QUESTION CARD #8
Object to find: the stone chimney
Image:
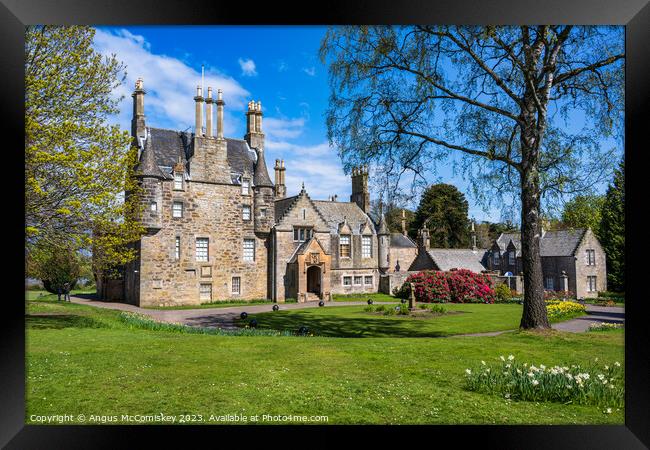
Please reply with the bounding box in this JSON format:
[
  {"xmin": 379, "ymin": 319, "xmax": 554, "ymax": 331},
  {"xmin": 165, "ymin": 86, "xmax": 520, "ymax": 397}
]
[
  {"xmin": 216, "ymin": 89, "xmax": 225, "ymax": 139},
  {"xmin": 245, "ymin": 99, "xmax": 264, "ymax": 150},
  {"xmin": 274, "ymin": 159, "xmax": 286, "ymax": 198},
  {"xmin": 194, "ymin": 86, "xmax": 204, "ymax": 136},
  {"xmin": 131, "ymin": 78, "xmax": 146, "ymax": 139},
  {"xmin": 350, "ymin": 165, "xmax": 370, "ymax": 213},
  {"xmin": 205, "ymin": 87, "xmax": 213, "ymax": 138}
]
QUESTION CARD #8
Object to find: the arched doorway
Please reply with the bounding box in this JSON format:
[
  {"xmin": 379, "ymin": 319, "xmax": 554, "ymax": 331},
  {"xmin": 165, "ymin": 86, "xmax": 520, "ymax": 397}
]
[{"xmin": 306, "ymin": 266, "xmax": 321, "ymax": 296}]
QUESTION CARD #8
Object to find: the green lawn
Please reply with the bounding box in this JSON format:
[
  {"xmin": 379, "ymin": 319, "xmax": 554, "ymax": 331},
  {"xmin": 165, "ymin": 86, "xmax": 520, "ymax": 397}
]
[
  {"xmin": 25, "ymin": 300, "xmax": 623, "ymax": 425},
  {"xmin": 25, "ymin": 289, "xmax": 96, "ymax": 301},
  {"xmin": 332, "ymin": 292, "xmax": 397, "ymax": 302},
  {"xmin": 235, "ymin": 303, "xmax": 580, "ymax": 338},
  {"xmin": 142, "ymin": 299, "xmax": 288, "ymax": 310}
]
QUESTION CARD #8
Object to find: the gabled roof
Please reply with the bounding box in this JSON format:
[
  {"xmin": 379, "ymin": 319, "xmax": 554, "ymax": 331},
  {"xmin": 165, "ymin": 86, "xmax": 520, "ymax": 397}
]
[
  {"xmin": 495, "ymin": 229, "xmax": 588, "ymax": 257},
  {"xmin": 427, "ymin": 248, "xmax": 488, "ymax": 273},
  {"xmin": 287, "ymin": 236, "xmax": 329, "ymax": 263},
  {"xmin": 390, "ymin": 233, "xmax": 417, "ymax": 248},
  {"xmin": 312, "ymin": 200, "xmax": 372, "ymax": 235}
]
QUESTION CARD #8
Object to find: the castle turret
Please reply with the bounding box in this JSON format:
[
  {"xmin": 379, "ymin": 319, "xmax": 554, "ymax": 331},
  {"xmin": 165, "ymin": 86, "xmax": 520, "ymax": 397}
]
[
  {"xmin": 135, "ymin": 128, "xmax": 164, "ymax": 230},
  {"xmin": 131, "ymin": 78, "xmax": 146, "ymax": 139},
  {"xmin": 274, "ymin": 159, "xmax": 286, "ymax": 199},
  {"xmin": 250, "ymin": 100, "xmax": 274, "ymax": 234},
  {"xmin": 377, "ymin": 213, "xmax": 390, "ymax": 273},
  {"xmin": 351, "ymin": 165, "xmax": 370, "ymax": 213}
]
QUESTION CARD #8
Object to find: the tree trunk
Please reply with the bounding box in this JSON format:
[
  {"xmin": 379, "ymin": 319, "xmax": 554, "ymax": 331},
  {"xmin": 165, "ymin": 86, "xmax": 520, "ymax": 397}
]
[{"xmin": 519, "ymin": 159, "xmax": 551, "ymax": 329}]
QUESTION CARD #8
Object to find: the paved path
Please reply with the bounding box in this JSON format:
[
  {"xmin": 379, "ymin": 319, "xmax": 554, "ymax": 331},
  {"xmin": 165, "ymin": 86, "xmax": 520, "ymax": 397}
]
[
  {"xmin": 70, "ymin": 296, "xmax": 386, "ymax": 330},
  {"xmin": 70, "ymin": 296, "xmax": 623, "ymax": 334}
]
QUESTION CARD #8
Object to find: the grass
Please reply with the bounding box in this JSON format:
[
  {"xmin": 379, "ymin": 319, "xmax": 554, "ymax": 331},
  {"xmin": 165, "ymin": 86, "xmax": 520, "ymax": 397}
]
[
  {"xmin": 332, "ymin": 292, "xmax": 397, "ymax": 302},
  {"xmin": 25, "ymin": 299, "xmax": 623, "ymax": 425},
  {"xmin": 25, "ymin": 289, "xmax": 96, "ymax": 302},
  {"xmin": 234, "ymin": 303, "xmax": 586, "ymax": 338},
  {"xmin": 142, "ymin": 298, "xmax": 297, "ymax": 310}
]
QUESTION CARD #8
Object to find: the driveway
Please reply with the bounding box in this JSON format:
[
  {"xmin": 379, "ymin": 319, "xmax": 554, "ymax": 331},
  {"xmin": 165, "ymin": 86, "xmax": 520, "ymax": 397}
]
[{"xmin": 70, "ymin": 297, "xmax": 623, "ymax": 333}]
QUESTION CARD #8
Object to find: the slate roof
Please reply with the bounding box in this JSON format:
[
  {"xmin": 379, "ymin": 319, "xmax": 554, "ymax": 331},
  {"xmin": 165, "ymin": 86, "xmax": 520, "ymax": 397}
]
[
  {"xmin": 312, "ymin": 201, "xmax": 372, "ymax": 235},
  {"xmin": 143, "ymin": 127, "xmax": 265, "ymax": 183},
  {"xmin": 274, "ymin": 195, "xmax": 299, "ymax": 221},
  {"xmin": 390, "ymin": 233, "xmax": 417, "ymax": 248},
  {"xmin": 136, "ymin": 129, "xmax": 167, "ymax": 179},
  {"xmin": 495, "ymin": 229, "xmax": 588, "ymax": 257},
  {"xmin": 427, "ymin": 249, "xmax": 488, "ymax": 273}
]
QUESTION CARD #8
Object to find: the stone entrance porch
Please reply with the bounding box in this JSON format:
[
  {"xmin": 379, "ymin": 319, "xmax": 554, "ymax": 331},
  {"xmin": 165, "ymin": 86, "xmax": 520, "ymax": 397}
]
[{"xmin": 294, "ymin": 238, "xmax": 332, "ymax": 303}]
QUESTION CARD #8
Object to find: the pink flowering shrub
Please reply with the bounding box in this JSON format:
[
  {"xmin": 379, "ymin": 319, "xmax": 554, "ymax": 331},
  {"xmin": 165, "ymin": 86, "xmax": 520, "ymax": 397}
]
[{"xmin": 403, "ymin": 269, "xmax": 496, "ymax": 304}]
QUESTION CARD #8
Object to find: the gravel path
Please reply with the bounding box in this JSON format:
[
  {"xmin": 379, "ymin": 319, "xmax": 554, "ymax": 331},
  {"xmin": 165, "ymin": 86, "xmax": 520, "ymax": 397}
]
[{"xmin": 69, "ymin": 296, "xmax": 623, "ymax": 334}]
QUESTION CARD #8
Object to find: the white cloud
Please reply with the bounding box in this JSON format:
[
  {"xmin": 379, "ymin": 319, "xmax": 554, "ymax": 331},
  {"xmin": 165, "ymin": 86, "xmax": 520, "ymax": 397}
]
[
  {"xmin": 276, "ymin": 60, "xmax": 289, "ymax": 72},
  {"xmin": 302, "ymin": 66, "xmax": 316, "ymax": 76},
  {"xmin": 93, "ymin": 28, "xmax": 250, "ymax": 133},
  {"xmin": 238, "ymin": 58, "xmax": 258, "ymax": 77},
  {"xmin": 264, "ymin": 117, "xmax": 306, "ymax": 140}
]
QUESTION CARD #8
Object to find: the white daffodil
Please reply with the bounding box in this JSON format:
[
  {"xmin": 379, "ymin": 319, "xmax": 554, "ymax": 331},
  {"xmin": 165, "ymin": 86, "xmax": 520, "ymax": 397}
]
[
  {"xmin": 532, "ymin": 379, "xmax": 539, "ymax": 386},
  {"xmin": 481, "ymin": 360, "xmax": 486, "ymax": 366},
  {"xmin": 500, "ymin": 356, "xmax": 506, "ymax": 361},
  {"xmin": 615, "ymin": 362, "xmax": 621, "ymax": 367},
  {"xmin": 508, "ymin": 355, "xmax": 515, "ymax": 361},
  {"xmin": 465, "ymin": 369, "xmax": 472, "ymax": 375}
]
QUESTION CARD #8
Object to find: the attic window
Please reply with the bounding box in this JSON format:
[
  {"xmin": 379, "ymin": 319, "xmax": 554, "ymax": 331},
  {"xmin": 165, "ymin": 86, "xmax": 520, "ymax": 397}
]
[
  {"xmin": 509, "ymin": 251, "xmax": 516, "ymax": 265},
  {"xmin": 493, "ymin": 252, "xmax": 500, "ymax": 265},
  {"xmin": 241, "ymin": 178, "xmax": 250, "ymax": 195},
  {"xmin": 174, "ymin": 172, "xmax": 183, "ymax": 190},
  {"xmin": 340, "ymin": 235, "xmax": 351, "ymax": 258}
]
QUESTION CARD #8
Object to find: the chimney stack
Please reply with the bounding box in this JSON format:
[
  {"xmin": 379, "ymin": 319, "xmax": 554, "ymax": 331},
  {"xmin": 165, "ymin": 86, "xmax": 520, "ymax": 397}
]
[
  {"xmin": 274, "ymin": 159, "xmax": 286, "ymax": 198},
  {"xmin": 194, "ymin": 86, "xmax": 204, "ymax": 136},
  {"xmin": 131, "ymin": 78, "xmax": 146, "ymax": 138},
  {"xmin": 245, "ymin": 99, "xmax": 265, "ymax": 151},
  {"xmin": 216, "ymin": 89, "xmax": 225, "ymax": 139},
  {"xmin": 205, "ymin": 87, "xmax": 213, "ymax": 138}
]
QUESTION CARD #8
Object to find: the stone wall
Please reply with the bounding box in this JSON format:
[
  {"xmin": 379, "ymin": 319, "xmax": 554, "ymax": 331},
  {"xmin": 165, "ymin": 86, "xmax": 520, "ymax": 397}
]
[
  {"xmin": 135, "ymin": 177, "xmax": 268, "ymax": 307},
  {"xmin": 388, "ymin": 247, "xmax": 418, "ymax": 273},
  {"xmin": 379, "ymin": 271, "xmax": 416, "ymax": 295},
  {"xmin": 573, "ymin": 228, "xmax": 607, "ymax": 298}
]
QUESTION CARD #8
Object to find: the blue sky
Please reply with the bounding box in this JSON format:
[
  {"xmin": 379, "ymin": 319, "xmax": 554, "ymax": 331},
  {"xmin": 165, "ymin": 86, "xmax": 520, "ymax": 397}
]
[{"xmin": 94, "ymin": 26, "xmax": 622, "ymax": 223}]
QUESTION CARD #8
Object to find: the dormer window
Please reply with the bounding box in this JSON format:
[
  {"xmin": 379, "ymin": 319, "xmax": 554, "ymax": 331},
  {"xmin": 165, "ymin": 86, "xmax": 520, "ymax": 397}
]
[
  {"xmin": 241, "ymin": 178, "xmax": 250, "ymax": 195},
  {"xmin": 493, "ymin": 252, "xmax": 500, "ymax": 266},
  {"xmin": 173, "ymin": 172, "xmax": 183, "ymax": 190},
  {"xmin": 340, "ymin": 234, "xmax": 351, "ymax": 258},
  {"xmin": 509, "ymin": 251, "xmax": 516, "ymax": 265}
]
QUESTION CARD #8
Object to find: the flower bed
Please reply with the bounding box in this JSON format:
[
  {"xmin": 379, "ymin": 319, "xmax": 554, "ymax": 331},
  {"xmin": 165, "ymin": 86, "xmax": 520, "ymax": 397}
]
[
  {"xmin": 588, "ymin": 322, "xmax": 624, "ymax": 332},
  {"xmin": 397, "ymin": 269, "xmax": 495, "ymax": 304},
  {"xmin": 464, "ymin": 355, "xmax": 623, "ymax": 409},
  {"xmin": 546, "ymin": 300, "xmax": 586, "ymax": 320}
]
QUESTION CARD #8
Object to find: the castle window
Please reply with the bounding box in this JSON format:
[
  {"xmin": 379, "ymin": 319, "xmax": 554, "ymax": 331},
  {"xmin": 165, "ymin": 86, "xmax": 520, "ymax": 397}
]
[
  {"xmin": 343, "ymin": 276, "xmax": 352, "ymax": 286},
  {"xmin": 150, "ymin": 201, "xmax": 157, "ymax": 212},
  {"xmin": 340, "ymin": 235, "xmax": 351, "ymax": 258},
  {"xmin": 293, "ymin": 227, "xmax": 312, "ymax": 242},
  {"xmin": 586, "ymin": 249, "xmax": 596, "ymax": 265},
  {"xmin": 508, "ymin": 251, "xmax": 516, "ymax": 265},
  {"xmin": 587, "ymin": 276, "xmax": 597, "ymax": 292},
  {"xmin": 354, "ymin": 276, "xmax": 363, "ymax": 285},
  {"xmin": 361, "ymin": 236, "xmax": 372, "ymax": 258},
  {"xmin": 199, "ymin": 283, "xmax": 212, "ymax": 302},
  {"xmin": 241, "ymin": 178, "xmax": 250, "ymax": 195},
  {"xmin": 261, "ymin": 208, "xmax": 267, "ymax": 218},
  {"xmin": 242, "ymin": 205, "xmax": 251, "ymax": 221},
  {"xmin": 196, "ymin": 238, "xmax": 209, "ymax": 262},
  {"xmin": 243, "ymin": 239, "xmax": 255, "ymax": 261},
  {"xmin": 302, "ymin": 208, "xmax": 306, "ymax": 220},
  {"xmin": 172, "ymin": 201, "xmax": 183, "ymax": 218},
  {"xmin": 174, "ymin": 236, "xmax": 180, "ymax": 260},
  {"xmin": 364, "ymin": 276, "xmax": 373, "ymax": 286},
  {"xmin": 493, "ymin": 252, "xmax": 500, "ymax": 266},
  {"xmin": 545, "ymin": 276, "xmax": 554, "ymax": 290},
  {"xmin": 173, "ymin": 172, "xmax": 183, "ymax": 190},
  {"xmin": 232, "ymin": 277, "xmax": 241, "ymax": 295}
]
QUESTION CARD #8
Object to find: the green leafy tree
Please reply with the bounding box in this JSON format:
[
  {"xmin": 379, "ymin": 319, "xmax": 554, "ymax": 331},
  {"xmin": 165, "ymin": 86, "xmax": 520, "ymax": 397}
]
[
  {"xmin": 560, "ymin": 195, "xmax": 605, "ymax": 236},
  {"xmin": 599, "ymin": 160, "xmax": 624, "ymax": 292},
  {"xmin": 28, "ymin": 242, "xmax": 81, "ymax": 300},
  {"xmin": 411, "ymin": 184, "xmax": 470, "ymax": 248},
  {"xmin": 25, "ymin": 26, "xmax": 145, "ymax": 273},
  {"xmin": 321, "ymin": 26, "xmax": 623, "ymax": 329}
]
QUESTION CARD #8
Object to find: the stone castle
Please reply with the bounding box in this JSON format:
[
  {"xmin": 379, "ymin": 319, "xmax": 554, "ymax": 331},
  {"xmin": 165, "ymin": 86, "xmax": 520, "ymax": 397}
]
[{"xmin": 116, "ymin": 79, "xmax": 418, "ymax": 307}]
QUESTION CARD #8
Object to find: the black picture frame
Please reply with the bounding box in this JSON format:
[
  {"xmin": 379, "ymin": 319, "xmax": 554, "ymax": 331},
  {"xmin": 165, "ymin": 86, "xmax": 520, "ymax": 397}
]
[{"xmin": 3, "ymin": 0, "xmax": 648, "ymax": 447}]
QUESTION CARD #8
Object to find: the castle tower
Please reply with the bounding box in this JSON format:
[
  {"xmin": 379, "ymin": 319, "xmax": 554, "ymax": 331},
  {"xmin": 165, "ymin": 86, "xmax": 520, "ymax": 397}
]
[
  {"xmin": 274, "ymin": 159, "xmax": 286, "ymax": 199},
  {"xmin": 131, "ymin": 78, "xmax": 146, "ymax": 139},
  {"xmin": 377, "ymin": 213, "xmax": 390, "ymax": 273},
  {"xmin": 135, "ymin": 128, "xmax": 164, "ymax": 231},
  {"xmin": 350, "ymin": 165, "xmax": 370, "ymax": 213},
  {"xmin": 248, "ymin": 101, "xmax": 274, "ymax": 234}
]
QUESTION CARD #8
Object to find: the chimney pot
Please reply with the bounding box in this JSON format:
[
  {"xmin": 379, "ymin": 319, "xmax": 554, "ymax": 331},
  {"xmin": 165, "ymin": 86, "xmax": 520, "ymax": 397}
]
[{"xmin": 217, "ymin": 88, "xmax": 223, "ymax": 100}]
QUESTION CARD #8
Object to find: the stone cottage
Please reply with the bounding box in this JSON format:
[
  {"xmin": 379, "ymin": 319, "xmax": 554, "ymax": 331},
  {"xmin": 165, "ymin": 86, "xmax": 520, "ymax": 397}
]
[{"xmin": 109, "ymin": 78, "xmax": 402, "ymax": 307}]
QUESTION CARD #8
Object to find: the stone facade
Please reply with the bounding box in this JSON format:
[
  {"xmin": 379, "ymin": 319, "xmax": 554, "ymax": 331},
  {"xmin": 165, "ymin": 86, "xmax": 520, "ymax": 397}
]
[{"xmin": 109, "ymin": 78, "xmax": 394, "ymax": 306}]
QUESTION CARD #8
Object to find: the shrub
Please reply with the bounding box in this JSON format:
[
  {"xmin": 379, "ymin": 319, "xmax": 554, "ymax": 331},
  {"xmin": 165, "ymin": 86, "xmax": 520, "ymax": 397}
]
[
  {"xmin": 494, "ymin": 283, "xmax": 512, "ymax": 303},
  {"xmin": 464, "ymin": 356, "xmax": 624, "ymax": 408},
  {"xmin": 544, "ymin": 290, "xmax": 576, "ymax": 301},
  {"xmin": 401, "ymin": 270, "xmax": 496, "ymax": 304},
  {"xmin": 363, "ymin": 305, "xmax": 374, "ymax": 312},
  {"xmin": 375, "ymin": 304, "xmax": 386, "ymax": 312},
  {"xmin": 392, "ymin": 282, "xmax": 411, "ymax": 299},
  {"xmin": 405, "ymin": 271, "xmax": 451, "ymax": 303},
  {"xmin": 428, "ymin": 304, "xmax": 447, "ymax": 314}
]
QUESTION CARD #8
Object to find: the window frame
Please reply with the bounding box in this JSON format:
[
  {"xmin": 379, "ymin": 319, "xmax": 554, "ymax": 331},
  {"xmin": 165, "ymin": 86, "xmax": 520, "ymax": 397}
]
[
  {"xmin": 173, "ymin": 171, "xmax": 184, "ymax": 190},
  {"xmin": 586, "ymin": 249, "xmax": 596, "ymax": 266},
  {"xmin": 293, "ymin": 227, "xmax": 313, "ymax": 242},
  {"xmin": 195, "ymin": 237, "xmax": 209, "ymax": 262},
  {"xmin": 243, "ymin": 238, "xmax": 255, "ymax": 262},
  {"xmin": 361, "ymin": 235, "xmax": 372, "ymax": 258},
  {"xmin": 493, "ymin": 252, "xmax": 500, "ymax": 266},
  {"xmin": 150, "ymin": 201, "xmax": 157, "ymax": 212},
  {"xmin": 364, "ymin": 275, "xmax": 373, "ymax": 286},
  {"xmin": 508, "ymin": 251, "xmax": 516, "ymax": 266},
  {"xmin": 232, "ymin": 276, "xmax": 241, "ymax": 295},
  {"xmin": 353, "ymin": 275, "xmax": 363, "ymax": 286},
  {"xmin": 339, "ymin": 234, "xmax": 351, "ymax": 258},
  {"xmin": 241, "ymin": 178, "xmax": 250, "ymax": 195},
  {"xmin": 242, "ymin": 204, "xmax": 251, "ymax": 221},
  {"xmin": 174, "ymin": 236, "xmax": 180, "ymax": 260},
  {"xmin": 545, "ymin": 276, "xmax": 554, "ymax": 290},
  {"xmin": 199, "ymin": 283, "xmax": 212, "ymax": 302},
  {"xmin": 587, "ymin": 275, "xmax": 597, "ymax": 292},
  {"xmin": 342, "ymin": 276, "xmax": 352, "ymax": 287},
  {"xmin": 172, "ymin": 201, "xmax": 183, "ymax": 218}
]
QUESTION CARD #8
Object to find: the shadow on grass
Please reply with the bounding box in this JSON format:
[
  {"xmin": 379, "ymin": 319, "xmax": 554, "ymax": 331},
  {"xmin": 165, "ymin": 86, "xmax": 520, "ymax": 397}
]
[
  {"xmin": 26, "ymin": 314, "xmax": 107, "ymax": 330},
  {"xmin": 232, "ymin": 311, "xmax": 458, "ymax": 338}
]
